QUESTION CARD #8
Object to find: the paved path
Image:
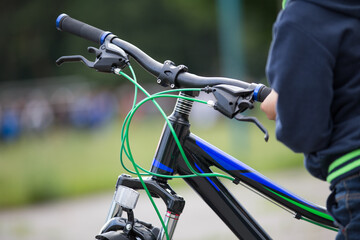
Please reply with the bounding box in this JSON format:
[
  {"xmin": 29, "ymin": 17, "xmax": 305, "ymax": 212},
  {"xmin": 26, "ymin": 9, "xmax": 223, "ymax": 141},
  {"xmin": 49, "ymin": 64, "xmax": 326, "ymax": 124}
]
[{"xmin": 0, "ymin": 169, "xmax": 337, "ymax": 240}]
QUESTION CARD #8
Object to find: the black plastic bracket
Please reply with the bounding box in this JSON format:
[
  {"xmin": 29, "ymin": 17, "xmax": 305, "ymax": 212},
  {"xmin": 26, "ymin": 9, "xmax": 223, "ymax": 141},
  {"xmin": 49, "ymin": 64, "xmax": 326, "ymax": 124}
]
[
  {"xmin": 157, "ymin": 60, "xmax": 188, "ymax": 88},
  {"xmin": 97, "ymin": 217, "xmax": 159, "ymax": 240},
  {"xmin": 232, "ymin": 177, "xmax": 241, "ymax": 185},
  {"xmin": 294, "ymin": 212, "xmax": 302, "ymax": 220},
  {"xmin": 211, "ymin": 84, "xmax": 254, "ymax": 119},
  {"xmin": 116, "ymin": 174, "xmax": 185, "ymax": 215},
  {"xmin": 122, "ymin": 208, "xmax": 135, "ymax": 235},
  {"xmin": 208, "ymin": 84, "xmax": 269, "ymax": 142}
]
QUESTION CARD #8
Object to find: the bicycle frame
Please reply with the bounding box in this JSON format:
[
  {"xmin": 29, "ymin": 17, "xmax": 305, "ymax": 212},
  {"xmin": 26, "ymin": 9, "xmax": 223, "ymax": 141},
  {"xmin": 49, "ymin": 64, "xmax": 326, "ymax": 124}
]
[{"xmin": 109, "ymin": 92, "xmax": 336, "ymax": 240}]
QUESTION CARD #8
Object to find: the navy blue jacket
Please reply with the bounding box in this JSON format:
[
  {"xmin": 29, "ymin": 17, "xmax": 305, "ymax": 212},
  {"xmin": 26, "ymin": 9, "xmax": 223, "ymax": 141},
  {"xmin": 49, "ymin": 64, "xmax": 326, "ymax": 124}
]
[{"xmin": 266, "ymin": 0, "xmax": 360, "ymax": 184}]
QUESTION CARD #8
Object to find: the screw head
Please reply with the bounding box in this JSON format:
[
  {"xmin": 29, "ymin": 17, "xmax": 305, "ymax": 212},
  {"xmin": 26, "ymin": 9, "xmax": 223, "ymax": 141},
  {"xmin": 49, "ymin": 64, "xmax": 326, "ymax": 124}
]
[{"xmin": 125, "ymin": 224, "xmax": 132, "ymax": 231}]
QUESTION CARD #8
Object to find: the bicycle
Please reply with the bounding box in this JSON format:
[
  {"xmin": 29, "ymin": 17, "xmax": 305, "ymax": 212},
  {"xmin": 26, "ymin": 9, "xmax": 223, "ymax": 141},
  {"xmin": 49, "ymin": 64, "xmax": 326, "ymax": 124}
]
[{"xmin": 55, "ymin": 14, "xmax": 338, "ymax": 240}]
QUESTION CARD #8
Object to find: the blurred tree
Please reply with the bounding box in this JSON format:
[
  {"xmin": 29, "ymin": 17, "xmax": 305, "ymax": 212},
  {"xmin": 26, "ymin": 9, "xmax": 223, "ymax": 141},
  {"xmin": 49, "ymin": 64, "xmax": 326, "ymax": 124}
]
[
  {"xmin": 243, "ymin": 0, "xmax": 279, "ymax": 80},
  {"xmin": 0, "ymin": 0, "xmax": 279, "ymax": 83}
]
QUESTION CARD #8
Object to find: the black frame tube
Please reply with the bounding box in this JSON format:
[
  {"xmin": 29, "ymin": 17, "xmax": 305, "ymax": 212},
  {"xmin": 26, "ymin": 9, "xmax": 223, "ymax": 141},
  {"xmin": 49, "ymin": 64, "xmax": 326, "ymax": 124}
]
[
  {"xmin": 149, "ymin": 113, "xmax": 270, "ymax": 239},
  {"xmin": 148, "ymin": 119, "xmax": 335, "ymax": 239},
  {"xmin": 176, "ymin": 145, "xmax": 270, "ymax": 239}
]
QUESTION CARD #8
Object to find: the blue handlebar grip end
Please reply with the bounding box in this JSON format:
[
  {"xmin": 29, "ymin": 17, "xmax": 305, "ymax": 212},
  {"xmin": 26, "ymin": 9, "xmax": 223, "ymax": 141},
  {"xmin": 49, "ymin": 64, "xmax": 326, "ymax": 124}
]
[
  {"xmin": 100, "ymin": 31, "xmax": 112, "ymax": 44},
  {"xmin": 56, "ymin": 13, "xmax": 68, "ymax": 31},
  {"xmin": 253, "ymin": 84, "xmax": 264, "ymax": 102}
]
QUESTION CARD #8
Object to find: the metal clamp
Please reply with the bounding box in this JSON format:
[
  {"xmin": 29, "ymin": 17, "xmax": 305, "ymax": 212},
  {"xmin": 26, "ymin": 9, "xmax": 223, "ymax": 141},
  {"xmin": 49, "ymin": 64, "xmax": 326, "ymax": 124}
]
[{"xmin": 157, "ymin": 60, "xmax": 188, "ymax": 88}]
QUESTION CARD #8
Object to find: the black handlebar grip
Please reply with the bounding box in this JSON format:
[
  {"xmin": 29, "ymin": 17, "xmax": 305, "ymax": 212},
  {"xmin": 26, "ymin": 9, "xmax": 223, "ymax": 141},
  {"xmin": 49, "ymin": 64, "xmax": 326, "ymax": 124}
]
[
  {"xmin": 56, "ymin": 13, "xmax": 111, "ymax": 45},
  {"xmin": 254, "ymin": 85, "xmax": 272, "ymax": 102}
]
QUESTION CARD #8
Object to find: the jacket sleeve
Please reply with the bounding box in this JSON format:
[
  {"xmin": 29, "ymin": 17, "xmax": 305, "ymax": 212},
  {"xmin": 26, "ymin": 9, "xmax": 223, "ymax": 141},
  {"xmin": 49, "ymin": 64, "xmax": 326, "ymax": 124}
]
[{"xmin": 266, "ymin": 19, "xmax": 335, "ymax": 154}]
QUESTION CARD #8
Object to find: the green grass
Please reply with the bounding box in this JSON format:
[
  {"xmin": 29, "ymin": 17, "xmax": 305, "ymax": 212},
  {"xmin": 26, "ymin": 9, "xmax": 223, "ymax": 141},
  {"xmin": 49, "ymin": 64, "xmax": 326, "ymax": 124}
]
[{"xmin": 0, "ymin": 112, "xmax": 303, "ymax": 208}]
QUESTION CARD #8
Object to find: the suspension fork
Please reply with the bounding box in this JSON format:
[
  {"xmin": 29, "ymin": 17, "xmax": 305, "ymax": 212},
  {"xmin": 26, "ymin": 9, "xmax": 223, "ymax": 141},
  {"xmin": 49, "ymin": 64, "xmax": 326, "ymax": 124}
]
[
  {"xmin": 106, "ymin": 91, "xmax": 198, "ymax": 239},
  {"xmin": 145, "ymin": 91, "xmax": 197, "ymax": 239},
  {"xmin": 108, "ymin": 175, "xmax": 185, "ymax": 240}
]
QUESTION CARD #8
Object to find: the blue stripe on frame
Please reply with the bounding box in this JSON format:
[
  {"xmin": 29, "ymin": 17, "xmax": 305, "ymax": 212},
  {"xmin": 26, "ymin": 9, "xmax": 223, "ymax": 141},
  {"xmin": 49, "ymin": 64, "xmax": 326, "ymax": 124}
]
[
  {"xmin": 152, "ymin": 159, "xmax": 174, "ymax": 173},
  {"xmin": 194, "ymin": 163, "xmax": 220, "ymax": 192},
  {"xmin": 194, "ymin": 136, "xmax": 320, "ymax": 210}
]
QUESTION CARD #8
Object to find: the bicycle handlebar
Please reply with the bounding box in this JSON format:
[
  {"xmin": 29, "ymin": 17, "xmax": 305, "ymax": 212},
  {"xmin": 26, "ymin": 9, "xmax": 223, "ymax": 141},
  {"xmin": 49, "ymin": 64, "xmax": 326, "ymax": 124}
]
[
  {"xmin": 56, "ymin": 14, "xmax": 111, "ymax": 45},
  {"xmin": 56, "ymin": 13, "xmax": 272, "ymax": 102}
]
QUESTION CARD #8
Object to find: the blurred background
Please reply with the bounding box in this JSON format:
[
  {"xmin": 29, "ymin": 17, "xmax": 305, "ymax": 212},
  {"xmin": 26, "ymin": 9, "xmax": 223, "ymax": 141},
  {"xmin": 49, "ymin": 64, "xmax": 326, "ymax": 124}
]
[{"xmin": 0, "ymin": 1, "xmax": 336, "ymax": 239}]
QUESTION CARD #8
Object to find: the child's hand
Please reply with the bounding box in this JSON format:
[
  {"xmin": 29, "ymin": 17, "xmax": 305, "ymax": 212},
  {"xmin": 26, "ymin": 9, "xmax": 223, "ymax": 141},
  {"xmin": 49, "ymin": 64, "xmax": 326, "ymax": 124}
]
[{"xmin": 260, "ymin": 90, "xmax": 278, "ymax": 120}]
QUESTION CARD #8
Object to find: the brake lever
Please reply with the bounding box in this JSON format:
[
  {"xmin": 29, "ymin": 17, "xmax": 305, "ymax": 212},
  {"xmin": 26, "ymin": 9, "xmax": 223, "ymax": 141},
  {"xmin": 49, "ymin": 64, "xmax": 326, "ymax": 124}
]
[
  {"xmin": 56, "ymin": 41, "xmax": 129, "ymax": 73},
  {"xmin": 56, "ymin": 54, "xmax": 95, "ymax": 68},
  {"xmin": 234, "ymin": 114, "xmax": 269, "ymax": 142}
]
